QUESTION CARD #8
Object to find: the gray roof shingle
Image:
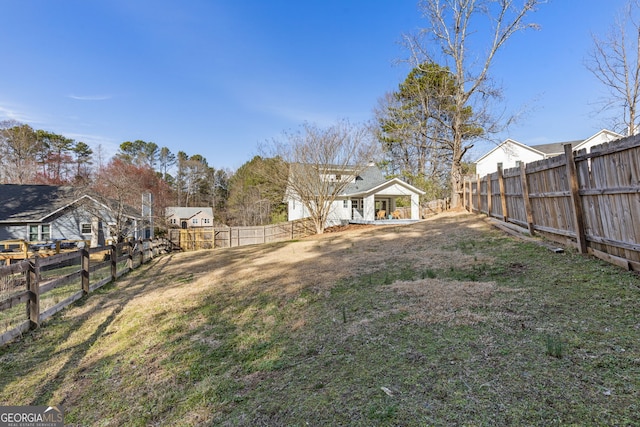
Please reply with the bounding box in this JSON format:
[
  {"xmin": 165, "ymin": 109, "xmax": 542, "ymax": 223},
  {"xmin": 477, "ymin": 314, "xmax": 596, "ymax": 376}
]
[
  {"xmin": 530, "ymin": 140, "xmax": 583, "ymax": 155},
  {"xmin": 341, "ymin": 165, "xmax": 387, "ymax": 195},
  {"xmin": 0, "ymin": 185, "xmax": 81, "ymax": 222},
  {"xmin": 0, "ymin": 184, "xmax": 140, "ymax": 223}
]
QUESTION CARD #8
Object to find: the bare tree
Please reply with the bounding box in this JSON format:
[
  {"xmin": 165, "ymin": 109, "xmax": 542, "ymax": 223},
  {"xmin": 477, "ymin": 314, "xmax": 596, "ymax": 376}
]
[
  {"xmin": 403, "ymin": 0, "xmax": 544, "ymax": 206},
  {"xmin": 261, "ymin": 120, "xmax": 377, "ymax": 234},
  {"xmin": 586, "ymin": 0, "xmax": 640, "ymax": 136}
]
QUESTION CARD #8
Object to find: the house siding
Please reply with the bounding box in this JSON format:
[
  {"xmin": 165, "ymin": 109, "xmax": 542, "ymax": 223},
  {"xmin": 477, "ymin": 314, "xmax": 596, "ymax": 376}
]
[
  {"xmin": 476, "ymin": 141, "xmax": 543, "ymax": 177},
  {"xmin": 326, "ymin": 199, "xmax": 350, "ymax": 226},
  {"xmin": 375, "ymin": 183, "xmax": 420, "ymax": 196},
  {"xmin": 475, "ymin": 131, "xmax": 623, "ymax": 178},
  {"xmin": 0, "ymin": 225, "xmax": 24, "ymax": 241},
  {"xmin": 575, "ymin": 130, "xmax": 621, "ymax": 153},
  {"xmin": 0, "ymin": 210, "xmax": 115, "ymax": 243},
  {"xmin": 287, "ymin": 199, "xmax": 307, "ymax": 222}
]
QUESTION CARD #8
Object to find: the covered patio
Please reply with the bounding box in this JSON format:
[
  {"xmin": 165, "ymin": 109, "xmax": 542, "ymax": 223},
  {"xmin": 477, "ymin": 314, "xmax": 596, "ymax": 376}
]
[{"xmin": 347, "ymin": 178, "xmax": 425, "ymax": 225}]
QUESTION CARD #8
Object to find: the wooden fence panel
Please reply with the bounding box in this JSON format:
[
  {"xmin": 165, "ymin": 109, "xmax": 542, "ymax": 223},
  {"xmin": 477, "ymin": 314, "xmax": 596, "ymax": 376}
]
[
  {"xmin": 525, "ymin": 156, "xmax": 576, "ymax": 238},
  {"xmin": 464, "ymin": 135, "xmax": 640, "ymax": 270},
  {"xmin": 169, "ymin": 219, "xmax": 316, "ymax": 251},
  {"xmin": 1, "ymin": 238, "xmax": 170, "ymax": 346},
  {"xmin": 488, "ymin": 172, "xmax": 503, "ymax": 219},
  {"xmin": 578, "ymin": 140, "xmax": 640, "ymax": 263},
  {"xmin": 479, "ymin": 176, "xmax": 488, "ymax": 214},
  {"xmin": 502, "ymin": 167, "xmax": 526, "ymax": 226}
]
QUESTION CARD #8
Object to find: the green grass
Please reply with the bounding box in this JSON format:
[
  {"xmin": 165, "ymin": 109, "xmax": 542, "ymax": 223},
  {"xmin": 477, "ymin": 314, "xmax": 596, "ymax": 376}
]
[{"xmin": 0, "ymin": 213, "xmax": 639, "ymax": 426}]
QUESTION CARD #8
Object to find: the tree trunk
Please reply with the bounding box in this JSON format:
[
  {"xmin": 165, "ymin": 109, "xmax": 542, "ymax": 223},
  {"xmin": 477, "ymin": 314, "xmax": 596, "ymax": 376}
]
[
  {"xmin": 314, "ymin": 219, "xmax": 324, "ymax": 235},
  {"xmin": 450, "ymin": 158, "xmax": 463, "ymax": 208}
]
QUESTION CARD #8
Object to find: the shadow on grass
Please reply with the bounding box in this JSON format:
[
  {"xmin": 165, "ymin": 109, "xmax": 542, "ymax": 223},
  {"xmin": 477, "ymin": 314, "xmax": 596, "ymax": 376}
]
[
  {"xmin": 0, "ymin": 255, "xmax": 177, "ymax": 407},
  {"xmin": 1, "ymin": 212, "xmax": 639, "ymax": 426}
]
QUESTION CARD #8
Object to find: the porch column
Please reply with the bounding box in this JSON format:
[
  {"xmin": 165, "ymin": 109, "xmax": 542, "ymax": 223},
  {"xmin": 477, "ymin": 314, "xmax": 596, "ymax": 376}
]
[
  {"xmin": 363, "ymin": 194, "xmax": 375, "ymax": 221},
  {"xmin": 411, "ymin": 194, "xmax": 420, "ymax": 219}
]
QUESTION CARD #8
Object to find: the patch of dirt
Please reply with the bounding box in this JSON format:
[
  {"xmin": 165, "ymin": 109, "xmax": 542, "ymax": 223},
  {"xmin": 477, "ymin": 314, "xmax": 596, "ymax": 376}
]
[{"xmin": 385, "ymin": 279, "xmax": 497, "ymax": 326}]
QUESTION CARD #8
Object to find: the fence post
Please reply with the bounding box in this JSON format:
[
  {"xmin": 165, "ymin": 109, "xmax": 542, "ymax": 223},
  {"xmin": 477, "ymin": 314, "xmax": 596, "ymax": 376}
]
[
  {"xmin": 497, "ymin": 166, "xmax": 508, "ymax": 222},
  {"xmin": 476, "ymin": 175, "xmax": 481, "ymax": 213},
  {"xmin": 110, "ymin": 244, "xmax": 117, "ymax": 282},
  {"xmin": 487, "ymin": 174, "xmax": 493, "ymax": 217},
  {"xmin": 26, "ymin": 255, "xmax": 40, "ymax": 329},
  {"xmin": 462, "ymin": 179, "xmax": 466, "ymax": 211},
  {"xmin": 127, "ymin": 240, "xmax": 134, "ymax": 270},
  {"xmin": 564, "ymin": 144, "xmax": 588, "ymax": 254},
  {"xmin": 520, "ymin": 163, "xmax": 535, "ymax": 235},
  {"xmin": 81, "ymin": 248, "xmax": 90, "ymax": 294}
]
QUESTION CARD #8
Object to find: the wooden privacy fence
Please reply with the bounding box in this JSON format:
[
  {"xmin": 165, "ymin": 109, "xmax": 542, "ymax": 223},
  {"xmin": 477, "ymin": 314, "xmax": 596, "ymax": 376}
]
[
  {"xmin": 0, "ymin": 238, "xmax": 171, "ymax": 346},
  {"xmin": 167, "ymin": 218, "xmax": 315, "ymax": 251},
  {"xmin": 395, "ymin": 198, "xmax": 451, "ymax": 220},
  {"xmin": 463, "ymin": 134, "xmax": 640, "ymax": 270}
]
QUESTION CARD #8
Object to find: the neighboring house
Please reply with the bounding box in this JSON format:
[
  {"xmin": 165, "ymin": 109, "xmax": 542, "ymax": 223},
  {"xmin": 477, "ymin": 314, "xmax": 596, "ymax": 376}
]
[
  {"xmin": 475, "ymin": 129, "xmax": 622, "ymax": 177},
  {"xmin": 0, "ymin": 184, "xmax": 143, "ymax": 246},
  {"xmin": 286, "ymin": 164, "xmax": 425, "ymax": 227},
  {"xmin": 166, "ymin": 207, "xmax": 214, "ymax": 229}
]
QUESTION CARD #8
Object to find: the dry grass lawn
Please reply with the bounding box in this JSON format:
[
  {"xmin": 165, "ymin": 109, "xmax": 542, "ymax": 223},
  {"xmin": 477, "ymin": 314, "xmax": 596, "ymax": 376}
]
[{"xmin": 0, "ymin": 211, "xmax": 639, "ymax": 426}]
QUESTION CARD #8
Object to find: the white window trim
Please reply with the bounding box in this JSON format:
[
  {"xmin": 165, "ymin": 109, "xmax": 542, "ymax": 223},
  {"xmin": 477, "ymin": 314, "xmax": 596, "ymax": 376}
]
[{"xmin": 28, "ymin": 224, "xmax": 51, "ymax": 241}]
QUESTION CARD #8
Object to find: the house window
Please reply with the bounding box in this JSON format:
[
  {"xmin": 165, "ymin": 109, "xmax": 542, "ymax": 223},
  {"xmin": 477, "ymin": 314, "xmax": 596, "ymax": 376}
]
[
  {"xmin": 28, "ymin": 224, "xmax": 51, "ymax": 241},
  {"xmin": 497, "ymin": 162, "xmax": 503, "ymax": 170},
  {"xmin": 192, "ymin": 218, "xmax": 198, "ymax": 224},
  {"xmin": 515, "ymin": 160, "xmax": 522, "ymax": 167},
  {"xmin": 81, "ymin": 223, "xmax": 92, "ymax": 234},
  {"xmin": 343, "ymin": 200, "xmax": 349, "ymax": 208},
  {"xmin": 335, "ymin": 174, "xmax": 342, "ymax": 181},
  {"xmin": 170, "ymin": 218, "xmax": 177, "ymax": 225},
  {"xmin": 41, "ymin": 225, "xmax": 50, "ymax": 240},
  {"xmin": 29, "ymin": 225, "xmax": 39, "ymax": 241},
  {"xmin": 203, "ymin": 218, "xmax": 211, "ymax": 224}
]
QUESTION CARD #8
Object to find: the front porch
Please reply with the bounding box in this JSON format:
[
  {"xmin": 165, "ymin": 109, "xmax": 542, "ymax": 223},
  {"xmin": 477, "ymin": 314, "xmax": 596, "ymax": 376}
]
[
  {"xmin": 349, "ymin": 192, "xmax": 421, "ymax": 223},
  {"xmin": 349, "ymin": 217, "xmax": 421, "ymax": 225}
]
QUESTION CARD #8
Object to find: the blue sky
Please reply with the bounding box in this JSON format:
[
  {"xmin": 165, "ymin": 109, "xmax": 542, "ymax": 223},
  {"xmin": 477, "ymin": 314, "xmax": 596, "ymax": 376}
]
[{"xmin": 0, "ymin": 0, "xmax": 630, "ymax": 171}]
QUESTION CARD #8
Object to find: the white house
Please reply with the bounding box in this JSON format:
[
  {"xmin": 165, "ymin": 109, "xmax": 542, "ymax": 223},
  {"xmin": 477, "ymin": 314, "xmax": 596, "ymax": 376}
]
[
  {"xmin": 475, "ymin": 129, "xmax": 622, "ymax": 177},
  {"xmin": 286, "ymin": 164, "xmax": 425, "ymax": 227},
  {"xmin": 166, "ymin": 207, "xmax": 214, "ymax": 229}
]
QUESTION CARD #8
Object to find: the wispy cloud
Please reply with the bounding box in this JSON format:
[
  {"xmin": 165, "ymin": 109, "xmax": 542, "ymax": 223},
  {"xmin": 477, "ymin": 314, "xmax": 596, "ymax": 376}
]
[
  {"xmin": 67, "ymin": 94, "xmax": 113, "ymax": 101},
  {"xmin": 0, "ymin": 102, "xmax": 42, "ymax": 124}
]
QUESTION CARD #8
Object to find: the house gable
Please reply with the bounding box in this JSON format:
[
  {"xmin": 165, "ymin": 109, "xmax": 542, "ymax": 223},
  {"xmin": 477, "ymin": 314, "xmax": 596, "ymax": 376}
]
[
  {"xmin": 344, "ymin": 178, "xmax": 425, "ymax": 198},
  {"xmin": 475, "ymin": 139, "xmax": 546, "ymax": 177},
  {"xmin": 573, "ymin": 129, "xmax": 622, "ymax": 153},
  {"xmin": 474, "ymin": 130, "xmax": 623, "ymax": 177}
]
